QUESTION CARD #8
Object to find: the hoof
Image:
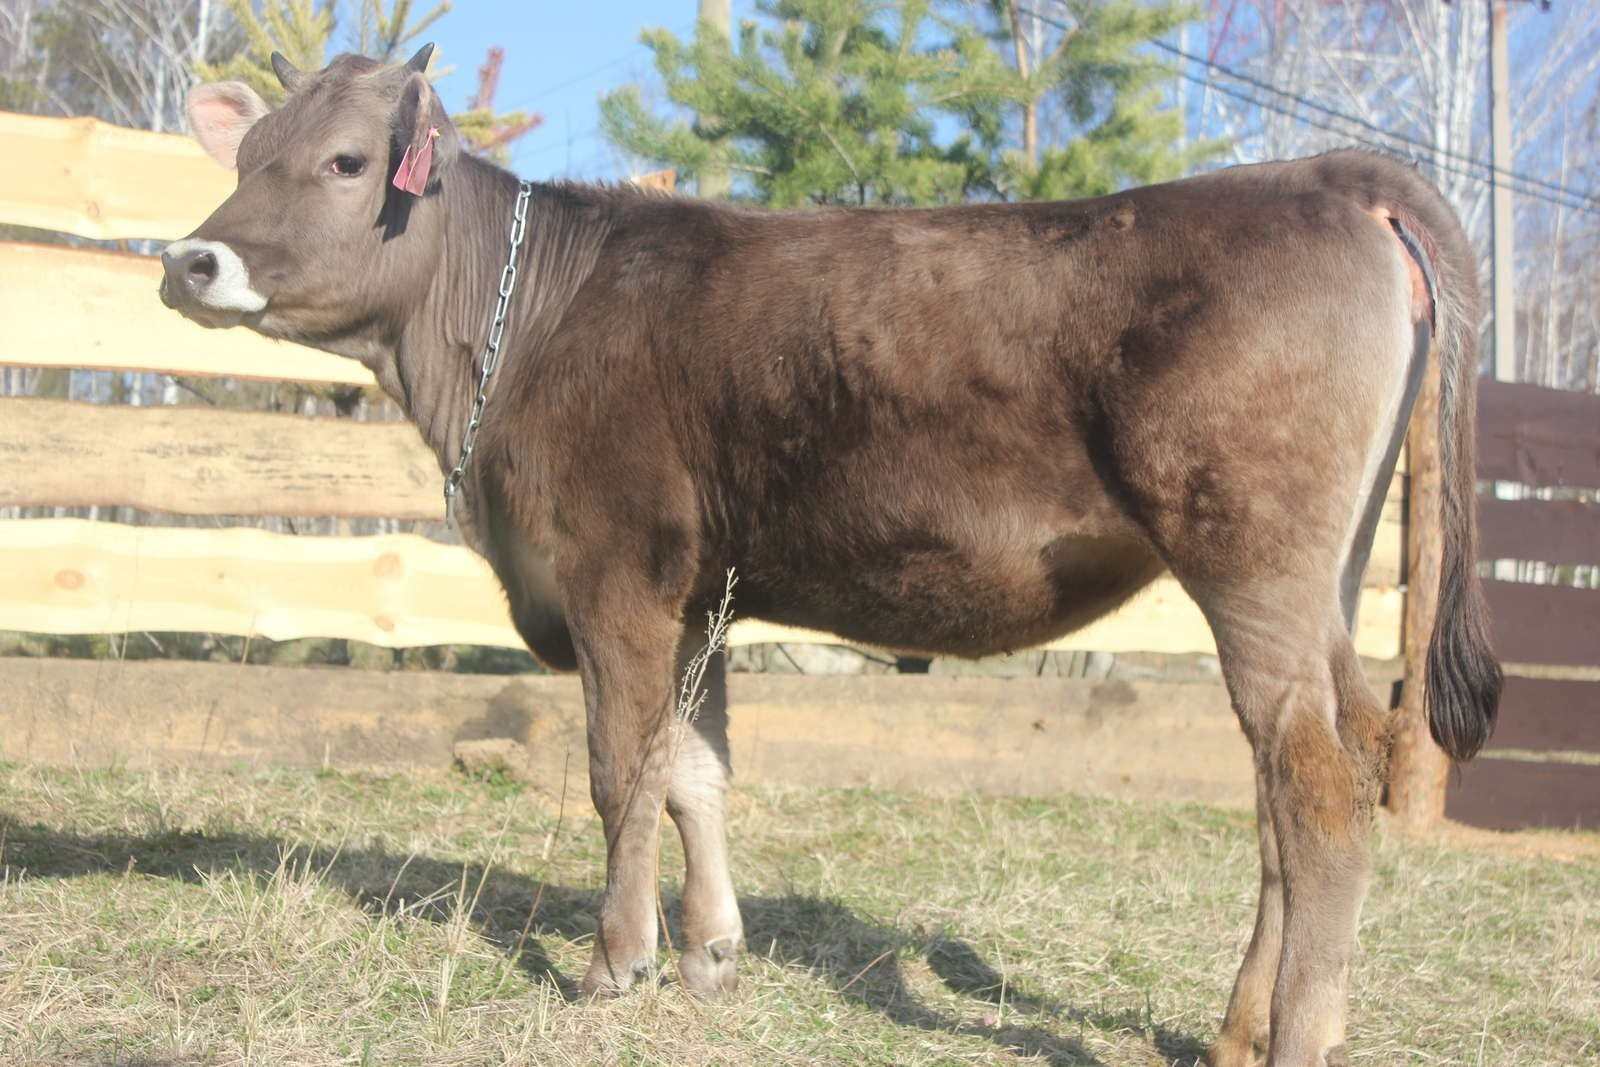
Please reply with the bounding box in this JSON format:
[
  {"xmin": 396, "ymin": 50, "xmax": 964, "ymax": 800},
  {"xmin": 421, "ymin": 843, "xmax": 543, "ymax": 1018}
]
[
  {"xmin": 580, "ymin": 953, "xmax": 655, "ymax": 998},
  {"xmin": 678, "ymin": 935, "xmax": 740, "ymax": 998},
  {"xmin": 1206, "ymin": 1032, "xmax": 1265, "ymax": 1067},
  {"xmin": 1323, "ymin": 1045, "xmax": 1350, "ymax": 1067}
]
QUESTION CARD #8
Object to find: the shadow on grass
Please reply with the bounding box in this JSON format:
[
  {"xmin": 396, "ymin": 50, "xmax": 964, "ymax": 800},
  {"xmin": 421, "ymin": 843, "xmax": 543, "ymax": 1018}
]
[
  {"xmin": 924, "ymin": 935, "xmax": 1208, "ymax": 1066},
  {"xmin": 1, "ymin": 822, "xmax": 1205, "ymax": 1067}
]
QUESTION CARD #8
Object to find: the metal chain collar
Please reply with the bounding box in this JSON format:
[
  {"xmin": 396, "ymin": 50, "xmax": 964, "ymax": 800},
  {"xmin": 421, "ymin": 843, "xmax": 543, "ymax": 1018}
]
[{"xmin": 444, "ymin": 179, "xmax": 533, "ymax": 522}]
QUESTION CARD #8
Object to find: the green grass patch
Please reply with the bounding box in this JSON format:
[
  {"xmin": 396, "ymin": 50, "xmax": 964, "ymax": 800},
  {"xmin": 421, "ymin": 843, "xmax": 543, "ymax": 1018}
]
[{"xmin": 0, "ymin": 762, "xmax": 1593, "ymax": 1065}]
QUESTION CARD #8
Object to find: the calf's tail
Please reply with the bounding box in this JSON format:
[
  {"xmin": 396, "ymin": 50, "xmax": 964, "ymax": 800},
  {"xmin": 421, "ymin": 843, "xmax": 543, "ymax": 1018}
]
[{"xmin": 1387, "ymin": 175, "xmax": 1503, "ymax": 762}]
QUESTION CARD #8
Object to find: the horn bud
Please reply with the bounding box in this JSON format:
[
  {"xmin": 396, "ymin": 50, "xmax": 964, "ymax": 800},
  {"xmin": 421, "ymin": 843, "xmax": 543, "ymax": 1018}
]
[
  {"xmin": 270, "ymin": 51, "xmax": 306, "ymax": 93},
  {"xmin": 405, "ymin": 43, "xmax": 435, "ymax": 73}
]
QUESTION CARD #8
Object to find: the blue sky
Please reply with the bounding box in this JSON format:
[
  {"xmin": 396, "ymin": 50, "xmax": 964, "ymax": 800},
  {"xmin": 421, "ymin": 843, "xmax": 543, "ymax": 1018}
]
[{"xmin": 412, "ymin": 2, "xmax": 757, "ymax": 182}]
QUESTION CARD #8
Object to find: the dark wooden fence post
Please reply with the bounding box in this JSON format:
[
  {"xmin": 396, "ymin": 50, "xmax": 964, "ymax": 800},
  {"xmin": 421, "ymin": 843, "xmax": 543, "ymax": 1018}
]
[{"xmin": 1387, "ymin": 356, "xmax": 1448, "ymax": 828}]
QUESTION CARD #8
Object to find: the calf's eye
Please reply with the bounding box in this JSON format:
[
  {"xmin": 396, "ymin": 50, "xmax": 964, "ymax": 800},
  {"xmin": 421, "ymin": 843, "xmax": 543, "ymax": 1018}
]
[{"xmin": 330, "ymin": 154, "xmax": 366, "ymax": 177}]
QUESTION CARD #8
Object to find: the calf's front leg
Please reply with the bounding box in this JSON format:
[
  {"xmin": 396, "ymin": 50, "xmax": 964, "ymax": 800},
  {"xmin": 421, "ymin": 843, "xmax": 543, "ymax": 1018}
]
[{"xmin": 572, "ymin": 602, "xmax": 683, "ymax": 997}]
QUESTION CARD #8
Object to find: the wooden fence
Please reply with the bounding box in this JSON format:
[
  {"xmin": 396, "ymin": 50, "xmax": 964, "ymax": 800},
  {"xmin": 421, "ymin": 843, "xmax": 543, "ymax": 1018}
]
[
  {"xmin": 1443, "ymin": 380, "xmax": 1600, "ymax": 830},
  {"xmin": 0, "ymin": 109, "xmax": 1407, "ymax": 660},
  {"xmin": 4, "ymin": 109, "xmax": 1590, "ymax": 829}
]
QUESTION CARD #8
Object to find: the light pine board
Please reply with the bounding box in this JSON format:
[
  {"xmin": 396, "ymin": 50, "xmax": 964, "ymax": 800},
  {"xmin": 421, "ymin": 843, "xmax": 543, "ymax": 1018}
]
[
  {"xmin": 0, "ymin": 242, "xmax": 376, "ymax": 386},
  {"xmin": 0, "ymin": 519, "xmax": 1402, "ymax": 657}
]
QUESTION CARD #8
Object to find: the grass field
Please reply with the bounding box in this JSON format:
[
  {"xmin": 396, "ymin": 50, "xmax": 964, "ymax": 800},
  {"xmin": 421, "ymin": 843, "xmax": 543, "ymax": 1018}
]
[{"xmin": 0, "ymin": 761, "xmax": 1595, "ymax": 1066}]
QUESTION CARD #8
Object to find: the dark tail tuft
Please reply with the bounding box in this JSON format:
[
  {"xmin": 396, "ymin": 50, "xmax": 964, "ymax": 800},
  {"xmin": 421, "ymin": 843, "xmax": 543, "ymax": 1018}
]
[{"xmin": 1426, "ymin": 560, "xmax": 1502, "ymax": 761}]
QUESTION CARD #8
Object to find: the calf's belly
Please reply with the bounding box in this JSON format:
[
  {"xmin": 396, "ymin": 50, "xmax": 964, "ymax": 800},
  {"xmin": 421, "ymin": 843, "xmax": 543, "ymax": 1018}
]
[{"xmin": 745, "ymin": 530, "xmax": 1165, "ymax": 659}]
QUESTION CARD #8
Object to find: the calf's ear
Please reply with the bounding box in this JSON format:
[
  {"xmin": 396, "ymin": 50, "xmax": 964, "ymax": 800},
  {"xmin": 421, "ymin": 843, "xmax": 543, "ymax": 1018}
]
[
  {"xmin": 392, "ymin": 71, "xmax": 460, "ymax": 196},
  {"xmin": 187, "ymin": 82, "xmax": 270, "ymax": 170}
]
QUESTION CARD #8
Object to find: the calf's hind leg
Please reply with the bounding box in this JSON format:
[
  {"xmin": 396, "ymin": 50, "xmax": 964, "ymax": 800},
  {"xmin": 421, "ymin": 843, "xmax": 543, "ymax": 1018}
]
[
  {"xmin": 1200, "ymin": 586, "xmax": 1390, "ymax": 1067},
  {"xmin": 666, "ymin": 633, "xmax": 743, "ymax": 995},
  {"xmin": 1208, "ymin": 766, "xmax": 1282, "ymax": 1067}
]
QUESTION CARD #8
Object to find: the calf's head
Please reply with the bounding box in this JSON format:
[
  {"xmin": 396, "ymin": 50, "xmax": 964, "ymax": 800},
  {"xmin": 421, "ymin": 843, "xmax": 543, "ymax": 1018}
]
[{"xmin": 161, "ymin": 45, "xmax": 460, "ymax": 352}]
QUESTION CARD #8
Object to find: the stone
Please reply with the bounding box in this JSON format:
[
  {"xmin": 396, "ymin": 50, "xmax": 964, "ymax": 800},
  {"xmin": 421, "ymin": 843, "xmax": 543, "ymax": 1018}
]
[{"xmin": 452, "ymin": 737, "xmax": 533, "ymax": 782}]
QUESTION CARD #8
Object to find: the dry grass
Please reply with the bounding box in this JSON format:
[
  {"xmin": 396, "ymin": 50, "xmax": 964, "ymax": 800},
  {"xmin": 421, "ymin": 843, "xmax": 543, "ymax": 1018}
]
[{"xmin": 0, "ymin": 761, "xmax": 1594, "ymax": 1066}]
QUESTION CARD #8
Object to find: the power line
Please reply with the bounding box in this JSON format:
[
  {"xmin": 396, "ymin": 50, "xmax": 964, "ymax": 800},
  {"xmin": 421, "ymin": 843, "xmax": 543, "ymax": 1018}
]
[
  {"xmin": 1174, "ymin": 64, "xmax": 1598, "ymax": 216},
  {"xmin": 1013, "ymin": 4, "xmax": 1599, "ymax": 215},
  {"xmin": 497, "ymin": 22, "xmax": 695, "ymax": 115},
  {"xmin": 499, "ymin": 55, "xmax": 646, "ymax": 114},
  {"xmin": 1149, "ymin": 37, "xmax": 1598, "ymax": 211},
  {"xmin": 498, "ymin": 22, "xmax": 699, "ymax": 176},
  {"xmin": 1173, "ymin": 65, "xmax": 1598, "ymax": 217},
  {"xmin": 522, "ymin": 125, "xmax": 601, "ymax": 159}
]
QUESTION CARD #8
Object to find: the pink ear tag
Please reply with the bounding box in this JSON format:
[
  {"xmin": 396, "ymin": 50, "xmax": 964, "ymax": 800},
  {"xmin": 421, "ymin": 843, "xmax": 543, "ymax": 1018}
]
[{"xmin": 393, "ymin": 126, "xmax": 439, "ymax": 195}]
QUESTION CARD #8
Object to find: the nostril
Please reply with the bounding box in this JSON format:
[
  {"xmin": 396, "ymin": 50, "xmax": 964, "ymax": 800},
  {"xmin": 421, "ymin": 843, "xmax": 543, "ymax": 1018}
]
[{"xmin": 186, "ymin": 251, "xmax": 217, "ymax": 285}]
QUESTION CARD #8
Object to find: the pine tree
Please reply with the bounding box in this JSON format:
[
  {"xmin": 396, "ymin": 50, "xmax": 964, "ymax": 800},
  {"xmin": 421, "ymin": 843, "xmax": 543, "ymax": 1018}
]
[
  {"xmin": 194, "ymin": 0, "xmax": 452, "ymax": 105},
  {"xmin": 991, "ymin": 1, "xmax": 1215, "ymax": 201},
  {"xmin": 601, "ymin": 0, "xmax": 1015, "ymax": 207},
  {"xmin": 195, "ymin": 0, "xmax": 335, "ymax": 106},
  {"xmin": 349, "ymin": 0, "xmax": 450, "ymax": 64},
  {"xmin": 601, "ymin": 0, "xmax": 1206, "ymax": 206}
]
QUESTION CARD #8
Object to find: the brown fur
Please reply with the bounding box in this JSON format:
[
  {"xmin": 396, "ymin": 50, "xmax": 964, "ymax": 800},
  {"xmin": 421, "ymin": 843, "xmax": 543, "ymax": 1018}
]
[{"xmin": 160, "ymin": 52, "xmax": 1501, "ymax": 1066}]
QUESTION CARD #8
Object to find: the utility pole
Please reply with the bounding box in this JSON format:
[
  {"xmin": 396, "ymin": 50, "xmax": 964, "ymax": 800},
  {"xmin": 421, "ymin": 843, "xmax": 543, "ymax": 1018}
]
[
  {"xmin": 696, "ymin": 0, "xmax": 732, "ymax": 199},
  {"xmin": 1175, "ymin": 21, "xmax": 1189, "ymax": 157},
  {"xmin": 1489, "ymin": 0, "xmax": 1515, "ymax": 382}
]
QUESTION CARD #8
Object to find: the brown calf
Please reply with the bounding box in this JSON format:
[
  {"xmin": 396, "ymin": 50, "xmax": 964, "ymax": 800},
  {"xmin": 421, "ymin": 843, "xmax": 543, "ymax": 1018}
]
[{"xmin": 160, "ymin": 47, "xmax": 1501, "ymax": 1067}]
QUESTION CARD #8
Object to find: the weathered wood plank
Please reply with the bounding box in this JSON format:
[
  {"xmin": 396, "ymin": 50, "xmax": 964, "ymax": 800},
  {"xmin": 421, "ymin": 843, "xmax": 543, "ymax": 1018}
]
[
  {"xmin": 0, "ymin": 520, "xmax": 1404, "ymax": 658},
  {"xmin": 0, "ymin": 518, "xmax": 518, "ymax": 649},
  {"xmin": 0, "ymin": 395, "xmax": 1401, "ymax": 574},
  {"xmin": 0, "ymin": 242, "xmax": 376, "ymax": 386},
  {"xmin": 1445, "ymin": 757, "xmax": 1600, "ymax": 831},
  {"xmin": 0, "ymin": 110, "xmax": 230, "ymax": 241},
  {"xmin": 739, "ymin": 571, "xmax": 1406, "ymax": 658},
  {"xmin": 1477, "ymin": 379, "xmax": 1600, "ymax": 490},
  {"xmin": 1478, "ymin": 496, "xmax": 1600, "ymax": 567},
  {"xmin": 0, "ymin": 399, "xmax": 442, "ymax": 520},
  {"xmin": 1485, "ymin": 580, "xmax": 1600, "ymax": 669},
  {"xmin": 1491, "ymin": 677, "xmax": 1600, "ymax": 754}
]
